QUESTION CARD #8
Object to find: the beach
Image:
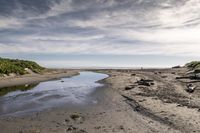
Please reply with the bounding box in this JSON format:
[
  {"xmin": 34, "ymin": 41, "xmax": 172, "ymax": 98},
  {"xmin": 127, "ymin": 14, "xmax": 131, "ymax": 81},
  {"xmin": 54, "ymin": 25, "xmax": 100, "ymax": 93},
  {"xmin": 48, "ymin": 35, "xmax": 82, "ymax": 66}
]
[
  {"xmin": 0, "ymin": 68, "xmax": 200, "ymax": 133},
  {"xmin": 0, "ymin": 69, "xmax": 79, "ymax": 88}
]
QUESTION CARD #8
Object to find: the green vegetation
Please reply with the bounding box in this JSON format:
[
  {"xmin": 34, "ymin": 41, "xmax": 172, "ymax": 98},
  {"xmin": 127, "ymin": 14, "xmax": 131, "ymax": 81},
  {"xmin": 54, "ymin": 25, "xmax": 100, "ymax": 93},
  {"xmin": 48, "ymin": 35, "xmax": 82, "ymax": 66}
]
[
  {"xmin": 186, "ymin": 61, "xmax": 200, "ymax": 73},
  {"xmin": 0, "ymin": 57, "xmax": 45, "ymax": 75}
]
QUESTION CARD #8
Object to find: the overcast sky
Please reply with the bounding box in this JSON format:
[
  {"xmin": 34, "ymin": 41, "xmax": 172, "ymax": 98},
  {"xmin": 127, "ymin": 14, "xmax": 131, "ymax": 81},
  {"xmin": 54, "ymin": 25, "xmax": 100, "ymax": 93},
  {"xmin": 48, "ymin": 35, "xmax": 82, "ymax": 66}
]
[{"xmin": 0, "ymin": 0, "xmax": 200, "ymax": 68}]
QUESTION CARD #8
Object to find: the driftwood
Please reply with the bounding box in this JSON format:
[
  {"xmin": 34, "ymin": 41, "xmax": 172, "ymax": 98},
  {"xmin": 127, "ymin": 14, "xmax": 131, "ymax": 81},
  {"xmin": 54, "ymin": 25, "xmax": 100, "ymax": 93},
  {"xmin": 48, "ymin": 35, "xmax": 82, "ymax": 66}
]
[
  {"xmin": 186, "ymin": 84, "xmax": 196, "ymax": 93},
  {"xmin": 176, "ymin": 75, "xmax": 200, "ymax": 80},
  {"xmin": 136, "ymin": 79, "xmax": 154, "ymax": 86}
]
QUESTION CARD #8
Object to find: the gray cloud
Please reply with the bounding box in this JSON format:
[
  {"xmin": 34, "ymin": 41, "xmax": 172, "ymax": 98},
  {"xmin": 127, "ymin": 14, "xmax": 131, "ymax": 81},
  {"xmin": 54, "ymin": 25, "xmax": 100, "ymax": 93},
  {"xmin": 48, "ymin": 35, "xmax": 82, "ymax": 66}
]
[{"xmin": 0, "ymin": 0, "xmax": 200, "ymax": 57}]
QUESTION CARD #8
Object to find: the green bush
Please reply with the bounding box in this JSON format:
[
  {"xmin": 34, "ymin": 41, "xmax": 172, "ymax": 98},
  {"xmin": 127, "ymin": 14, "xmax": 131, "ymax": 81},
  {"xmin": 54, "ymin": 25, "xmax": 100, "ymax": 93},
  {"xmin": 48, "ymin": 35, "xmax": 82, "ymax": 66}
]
[{"xmin": 0, "ymin": 57, "xmax": 45, "ymax": 75}]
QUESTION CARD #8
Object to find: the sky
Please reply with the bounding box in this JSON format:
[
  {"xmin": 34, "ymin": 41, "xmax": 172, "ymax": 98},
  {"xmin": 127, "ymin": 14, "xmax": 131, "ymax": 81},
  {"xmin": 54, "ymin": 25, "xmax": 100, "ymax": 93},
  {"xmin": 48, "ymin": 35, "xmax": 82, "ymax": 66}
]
[{"xmin": 0, "ymin": 0, "xmax": 200, "ymax": 68}]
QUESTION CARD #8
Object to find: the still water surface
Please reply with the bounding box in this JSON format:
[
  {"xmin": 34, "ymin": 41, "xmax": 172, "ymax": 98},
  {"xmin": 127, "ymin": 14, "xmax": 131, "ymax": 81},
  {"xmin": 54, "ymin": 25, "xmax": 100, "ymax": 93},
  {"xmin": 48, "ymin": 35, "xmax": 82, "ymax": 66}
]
[{"xmin": 0, "ymin": 72, "xmax": 108, "ymax": 116}]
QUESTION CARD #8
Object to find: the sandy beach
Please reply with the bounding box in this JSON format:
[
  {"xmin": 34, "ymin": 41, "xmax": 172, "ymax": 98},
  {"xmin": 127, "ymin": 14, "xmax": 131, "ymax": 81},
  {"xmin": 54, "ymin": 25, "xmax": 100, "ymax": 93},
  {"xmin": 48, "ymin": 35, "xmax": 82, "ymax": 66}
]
[
  {"xmin": 0, "ymin": 69, "xmax": 79, "ymax": 88},
  {"xmin": 0, "ymin": 68, "xmax": 200, "ymax": 133}
]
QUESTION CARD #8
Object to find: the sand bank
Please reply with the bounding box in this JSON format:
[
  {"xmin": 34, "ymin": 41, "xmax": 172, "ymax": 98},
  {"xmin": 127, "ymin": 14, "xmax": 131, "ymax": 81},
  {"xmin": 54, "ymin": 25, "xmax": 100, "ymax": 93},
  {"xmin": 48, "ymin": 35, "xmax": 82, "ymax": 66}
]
[{"xmin": 0, "ymin": 69, "xmax": 79, "ymax": 88}]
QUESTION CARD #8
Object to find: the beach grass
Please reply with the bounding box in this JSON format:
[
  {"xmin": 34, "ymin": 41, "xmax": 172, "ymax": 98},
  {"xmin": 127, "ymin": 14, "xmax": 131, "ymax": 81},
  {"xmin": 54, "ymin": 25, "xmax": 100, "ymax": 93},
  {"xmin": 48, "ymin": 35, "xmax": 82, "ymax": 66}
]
[
  {"xmin": 186, "ymin": 61, "xmax": 200, "ymax": 73},
  {"xmin": 0, "ymin": 57, "xmax": 44, "ymax": 75}
]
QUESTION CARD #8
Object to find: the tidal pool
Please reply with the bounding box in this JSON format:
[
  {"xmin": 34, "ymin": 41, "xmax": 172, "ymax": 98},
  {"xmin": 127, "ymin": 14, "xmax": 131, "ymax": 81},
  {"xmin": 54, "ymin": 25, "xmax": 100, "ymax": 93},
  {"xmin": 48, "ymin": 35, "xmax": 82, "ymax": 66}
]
[{"xmin": 0, "ymin": 71, "xmax": 108, "ymax": 116}]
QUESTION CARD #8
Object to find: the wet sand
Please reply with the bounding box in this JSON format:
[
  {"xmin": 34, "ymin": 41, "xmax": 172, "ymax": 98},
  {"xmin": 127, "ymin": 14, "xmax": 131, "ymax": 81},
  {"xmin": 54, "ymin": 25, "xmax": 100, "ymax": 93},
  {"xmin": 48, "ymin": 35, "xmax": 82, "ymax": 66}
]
[{"xmin": 1, "ymin": 68, "xmax": 200, "ymax": 133}]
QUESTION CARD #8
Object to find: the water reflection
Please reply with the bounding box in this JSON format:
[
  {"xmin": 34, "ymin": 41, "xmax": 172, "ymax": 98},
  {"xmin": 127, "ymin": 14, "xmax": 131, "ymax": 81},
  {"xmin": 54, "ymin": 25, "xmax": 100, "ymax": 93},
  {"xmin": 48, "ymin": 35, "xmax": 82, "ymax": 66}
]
[
  {"xmin": 0, "ymin": 72, "xmax": 108, "ymax": 116},
  {"xmin": 0, "ymin": 84, "xmax": 38, "ymax": 96}
]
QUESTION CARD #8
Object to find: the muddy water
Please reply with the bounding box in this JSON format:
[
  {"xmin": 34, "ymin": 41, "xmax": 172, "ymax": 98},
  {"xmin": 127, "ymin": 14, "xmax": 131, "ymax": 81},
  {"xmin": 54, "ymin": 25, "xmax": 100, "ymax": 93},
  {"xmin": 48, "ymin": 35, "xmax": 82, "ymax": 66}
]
[{"xmin": 0, "ymin": 72, "xmax": 108, "ymax": 116}]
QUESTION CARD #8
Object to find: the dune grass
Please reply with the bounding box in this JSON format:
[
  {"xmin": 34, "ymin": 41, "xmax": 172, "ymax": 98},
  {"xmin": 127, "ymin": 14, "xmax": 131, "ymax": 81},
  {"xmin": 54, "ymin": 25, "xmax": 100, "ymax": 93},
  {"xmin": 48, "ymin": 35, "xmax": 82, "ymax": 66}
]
[
  {"xmin": 186, "ymin": 61, "xmax": 200, "ymax": 73},
  {"xmin": 0, "ymin": 57, "xmax": 45, "ymax": 75}
]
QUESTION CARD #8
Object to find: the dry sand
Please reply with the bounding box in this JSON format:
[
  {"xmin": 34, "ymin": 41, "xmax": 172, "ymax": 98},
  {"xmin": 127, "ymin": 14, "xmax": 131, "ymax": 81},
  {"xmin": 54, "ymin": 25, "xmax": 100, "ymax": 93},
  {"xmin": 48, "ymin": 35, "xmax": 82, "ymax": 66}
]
[
  {"xmin": 1, "ymin": 68, "xmax": 200, "ymax": 133},
  {"xmin": 0, "ymin": 69, "xmax": 79, "ymax": 88}
]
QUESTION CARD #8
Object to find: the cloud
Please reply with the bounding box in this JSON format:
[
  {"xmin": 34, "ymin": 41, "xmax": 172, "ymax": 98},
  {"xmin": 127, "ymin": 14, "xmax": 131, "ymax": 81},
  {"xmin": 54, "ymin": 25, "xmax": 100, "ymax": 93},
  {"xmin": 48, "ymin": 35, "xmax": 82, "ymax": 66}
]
[
  {"xmin": 0, "ymin": 16, "xmax": 22, "ymax": 29},
  {"xmin": 0, "ymin": 0, "xmax": 200, "ymax": 59}
]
